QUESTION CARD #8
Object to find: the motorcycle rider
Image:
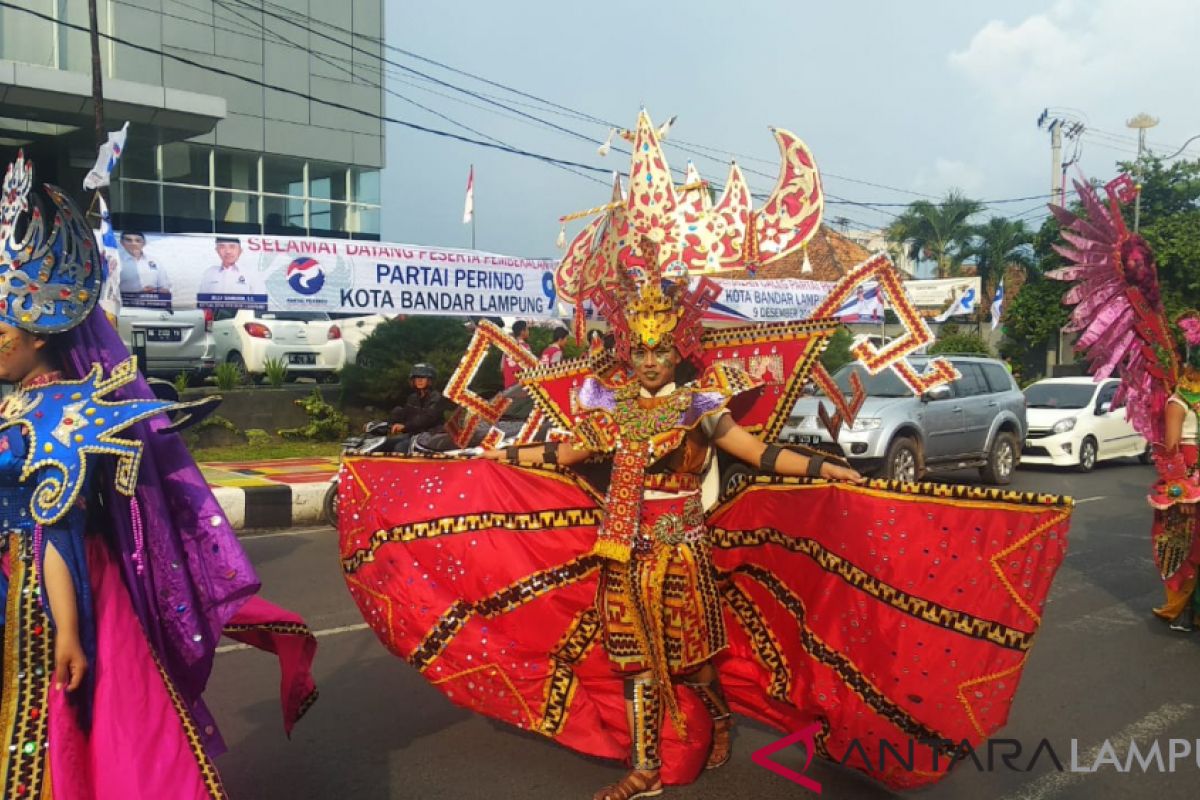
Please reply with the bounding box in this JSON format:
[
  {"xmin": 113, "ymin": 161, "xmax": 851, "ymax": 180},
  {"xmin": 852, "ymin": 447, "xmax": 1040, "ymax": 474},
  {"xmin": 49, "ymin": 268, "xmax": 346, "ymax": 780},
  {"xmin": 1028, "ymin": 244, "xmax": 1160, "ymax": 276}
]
[{"xmin": 380, "ymin": 363, "xmax": 448, "ymax": 453}]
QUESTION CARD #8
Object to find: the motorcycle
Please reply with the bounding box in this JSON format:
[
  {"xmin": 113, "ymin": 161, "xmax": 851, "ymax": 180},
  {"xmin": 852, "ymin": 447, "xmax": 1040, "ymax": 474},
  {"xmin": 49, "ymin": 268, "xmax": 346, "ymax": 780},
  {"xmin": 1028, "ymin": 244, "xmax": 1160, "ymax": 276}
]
[{"xmin": 323, "ymin": 420, "xmax": 392, "ymax": 527}]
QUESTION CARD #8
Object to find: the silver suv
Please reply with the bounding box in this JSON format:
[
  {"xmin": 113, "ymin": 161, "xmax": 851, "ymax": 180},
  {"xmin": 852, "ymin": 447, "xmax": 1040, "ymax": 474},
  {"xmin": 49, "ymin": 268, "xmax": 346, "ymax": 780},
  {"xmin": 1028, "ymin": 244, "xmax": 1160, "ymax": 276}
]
[
  {"xmin": 779, "ymin": 355, "xmax": 1027, "ymax": 484},
  {"xmin": 117, "ymin": 307, "xmax": 216, "ymax": 381}
]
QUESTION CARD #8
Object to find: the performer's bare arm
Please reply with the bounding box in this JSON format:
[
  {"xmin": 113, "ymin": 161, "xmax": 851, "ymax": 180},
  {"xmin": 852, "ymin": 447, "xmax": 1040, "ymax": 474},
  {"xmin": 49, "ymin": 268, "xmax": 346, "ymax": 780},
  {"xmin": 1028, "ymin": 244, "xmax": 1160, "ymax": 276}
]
[
  {"xmin": 481, "ymin": 441, "xmax": 595, "ymax": 467},
  {"xmin": 710, "ymin": 415, "xmax": 866, "ymax": 483},
  {"xmin": 44, "ymin": 542, "xmax": 88, "ymax": 691},
  {"xmin": 1165, "ymin": 399, "xmax": 1185, "ymax": 453}
]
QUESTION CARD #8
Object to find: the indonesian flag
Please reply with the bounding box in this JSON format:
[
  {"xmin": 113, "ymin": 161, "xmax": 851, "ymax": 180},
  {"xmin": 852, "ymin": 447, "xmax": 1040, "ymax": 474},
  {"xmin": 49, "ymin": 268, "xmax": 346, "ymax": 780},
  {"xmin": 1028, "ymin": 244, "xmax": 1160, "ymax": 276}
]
[{"xmin": 462, "ymin": 165, "xmax": 474, "ymax": 224}]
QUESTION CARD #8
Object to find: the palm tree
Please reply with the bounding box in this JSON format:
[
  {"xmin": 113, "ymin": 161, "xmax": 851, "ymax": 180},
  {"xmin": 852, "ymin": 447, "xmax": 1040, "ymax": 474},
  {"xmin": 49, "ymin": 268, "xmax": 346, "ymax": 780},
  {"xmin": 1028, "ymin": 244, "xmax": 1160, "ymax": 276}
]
[
  {"xmin": 885, "ymin": 191, "xmax": 984, "ymax": 278},
  {"xmin": 965, "ymin": 216, "xmax": 1036, "ymax": 327}
]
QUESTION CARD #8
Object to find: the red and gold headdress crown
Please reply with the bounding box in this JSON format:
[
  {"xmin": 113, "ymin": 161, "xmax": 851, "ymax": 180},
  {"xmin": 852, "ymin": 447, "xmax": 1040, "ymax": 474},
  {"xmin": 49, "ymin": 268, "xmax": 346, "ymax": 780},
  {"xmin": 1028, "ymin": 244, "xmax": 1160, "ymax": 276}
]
[{"xmin": 554, "ymin": 110, "xmax": 824, "ymax": 362}]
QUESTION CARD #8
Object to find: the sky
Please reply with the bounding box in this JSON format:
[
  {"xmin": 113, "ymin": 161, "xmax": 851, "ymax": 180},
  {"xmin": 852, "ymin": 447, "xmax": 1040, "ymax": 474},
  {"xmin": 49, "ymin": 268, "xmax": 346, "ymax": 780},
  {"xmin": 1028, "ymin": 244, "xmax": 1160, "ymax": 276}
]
[{"xmin": 380, "ymin": 0, "xmax": 1200, "ymax": 260}]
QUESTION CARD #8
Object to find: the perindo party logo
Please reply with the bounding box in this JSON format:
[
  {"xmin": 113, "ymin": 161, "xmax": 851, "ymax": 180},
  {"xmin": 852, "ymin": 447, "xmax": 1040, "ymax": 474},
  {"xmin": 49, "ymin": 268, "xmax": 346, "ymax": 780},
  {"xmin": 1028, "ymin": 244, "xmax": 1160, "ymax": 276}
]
[{"xmin": 286, "ymin": 256, "xmax": 325, "ymax": 296}]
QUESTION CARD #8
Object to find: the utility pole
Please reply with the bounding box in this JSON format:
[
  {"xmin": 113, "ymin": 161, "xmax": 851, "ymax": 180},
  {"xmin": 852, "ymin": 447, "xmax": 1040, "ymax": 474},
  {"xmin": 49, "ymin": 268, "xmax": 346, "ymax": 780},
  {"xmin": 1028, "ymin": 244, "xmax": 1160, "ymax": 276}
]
[
  {"xmin": 1037, "ymin": 110, "xmax": 1064, "ymax": 200},
  {"xmin": 1049, "ymin": 119, "xmax": 1063, "ymax": 200},
  {"xmin": 87, "ymin": 0, "xmax": 106, "ymax": 149},
  {"xmin": 1037, "ymin": 110, "xmax": 1085, "ymax": 206},
  {"xmin": 1127, "ymin": 112, "xmax": 1159, "ymax": 232}
]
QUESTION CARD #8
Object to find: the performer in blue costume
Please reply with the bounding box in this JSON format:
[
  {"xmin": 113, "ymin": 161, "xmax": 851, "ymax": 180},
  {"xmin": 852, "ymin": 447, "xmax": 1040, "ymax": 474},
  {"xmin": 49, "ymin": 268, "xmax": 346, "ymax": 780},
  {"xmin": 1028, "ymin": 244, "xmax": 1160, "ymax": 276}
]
[{"xmin": 0, "ymin": 153, "xmax": 317, "ymax": 799}]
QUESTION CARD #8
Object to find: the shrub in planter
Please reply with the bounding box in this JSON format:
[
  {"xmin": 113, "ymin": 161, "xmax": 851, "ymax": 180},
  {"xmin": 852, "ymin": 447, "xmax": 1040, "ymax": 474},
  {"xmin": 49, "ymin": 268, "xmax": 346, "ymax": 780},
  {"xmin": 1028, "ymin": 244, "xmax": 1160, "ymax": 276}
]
[
  {"xmin": 184, "ymin": 414, "xmax": 246, "ymax": 450},
  {"xmin": 245, "ymin": 428, "xmax": 273, "ymax": 448},
  {"xmin": 214, "ymin": 362, "xmax": 243, "ymax": 391},
  {"xmin": 263, "ymin": 357, "xmax": 288, "ymax": 388},
  {"xmin": 278, "ymin": 388, "xmax": 350, "ymax": 441}
]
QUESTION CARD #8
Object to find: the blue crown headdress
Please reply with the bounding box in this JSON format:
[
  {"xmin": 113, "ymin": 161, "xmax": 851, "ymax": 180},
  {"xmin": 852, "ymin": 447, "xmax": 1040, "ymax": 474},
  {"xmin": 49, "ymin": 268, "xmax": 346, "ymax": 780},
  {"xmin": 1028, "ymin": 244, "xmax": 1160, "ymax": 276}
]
[{"xmin": 0, "ymin": 152, "xmax": 101, "ymax": 333}]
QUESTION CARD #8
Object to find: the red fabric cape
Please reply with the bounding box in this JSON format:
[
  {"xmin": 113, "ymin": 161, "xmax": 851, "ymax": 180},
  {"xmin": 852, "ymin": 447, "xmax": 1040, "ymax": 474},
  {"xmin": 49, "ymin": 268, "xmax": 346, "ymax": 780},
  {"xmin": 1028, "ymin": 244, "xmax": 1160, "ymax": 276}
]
[{"xmin": 338, "ymin": 457, "xmax": 1071, "ymax": 789}]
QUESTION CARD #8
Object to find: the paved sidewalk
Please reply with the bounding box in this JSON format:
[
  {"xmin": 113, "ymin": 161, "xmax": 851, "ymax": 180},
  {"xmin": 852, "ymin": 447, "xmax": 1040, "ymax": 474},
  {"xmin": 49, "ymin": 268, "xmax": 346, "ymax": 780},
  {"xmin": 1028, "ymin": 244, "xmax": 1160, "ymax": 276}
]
[{"xmin": 201, "ymin": 457, "xmax": 339, "ymax": 530}]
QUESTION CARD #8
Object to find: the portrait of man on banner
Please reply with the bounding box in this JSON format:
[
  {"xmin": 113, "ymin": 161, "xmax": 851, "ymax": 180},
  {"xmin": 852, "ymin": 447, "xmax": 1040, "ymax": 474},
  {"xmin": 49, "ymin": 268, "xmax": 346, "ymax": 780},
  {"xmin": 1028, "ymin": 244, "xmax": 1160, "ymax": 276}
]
[
  {"xmin": 115, "ymin": 230, "xmax": 174, "ymax": 310},
  {"xmin": 196, "ymin": 236, "xmax": 269, "ymax": 310}
]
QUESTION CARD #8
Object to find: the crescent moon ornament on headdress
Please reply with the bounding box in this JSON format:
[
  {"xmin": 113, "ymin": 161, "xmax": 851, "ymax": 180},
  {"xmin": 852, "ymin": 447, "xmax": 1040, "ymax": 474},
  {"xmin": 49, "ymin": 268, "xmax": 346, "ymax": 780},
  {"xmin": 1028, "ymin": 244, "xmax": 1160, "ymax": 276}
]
[
  {"xmin": 0, "ymin": 152, "xmax": 102, "ymax": 333},
  {"xmin": 555, "ymin": 111, "xmax": 825, "ymax": 362}
]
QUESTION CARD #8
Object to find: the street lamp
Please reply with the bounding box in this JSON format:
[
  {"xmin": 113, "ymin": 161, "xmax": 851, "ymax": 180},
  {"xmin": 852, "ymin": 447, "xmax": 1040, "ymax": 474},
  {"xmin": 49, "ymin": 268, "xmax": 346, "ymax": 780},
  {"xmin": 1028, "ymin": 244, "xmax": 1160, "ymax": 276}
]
[
  {"xmin": 1161, "ymin": 133, "xmax": 1200, "ymax": 161},
  {"xmin": 1126, "ymin": 112, "xmax": 1159, "ymax": 232}
]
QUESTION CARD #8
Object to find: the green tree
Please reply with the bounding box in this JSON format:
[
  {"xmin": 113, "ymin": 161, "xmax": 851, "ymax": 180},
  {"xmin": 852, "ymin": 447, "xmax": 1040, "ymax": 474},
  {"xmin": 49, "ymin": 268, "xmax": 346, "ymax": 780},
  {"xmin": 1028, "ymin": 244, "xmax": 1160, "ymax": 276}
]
[
  {"xmin": 1120, "ymin": 157, "xmax": 1200, "ymax": 311},
  {"xmin": 965, "ymin": 216, "xmax": 1036, "ymax": 323},
  {"xmin": 885, "ymin": 190, "xmax": 984, "ymax": 278},
  {"xmin": 929, "ymin": 331, "xmax": 991, "ymax": 356},
  {"xmin": 342, "ymin": 317, "xmax": 474, "ymax": 409},
  {"xmin": 820, "ymin": 326, "xmax": 854, "ymax": 373},
  {"xmin": 1000, "ymin": 279, "xmax": 1069, "ymax": 356}
]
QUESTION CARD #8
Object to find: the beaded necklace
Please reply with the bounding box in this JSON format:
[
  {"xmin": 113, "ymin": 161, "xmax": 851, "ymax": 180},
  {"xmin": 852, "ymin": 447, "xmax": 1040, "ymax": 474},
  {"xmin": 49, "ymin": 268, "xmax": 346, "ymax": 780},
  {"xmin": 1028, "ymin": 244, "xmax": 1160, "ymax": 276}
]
[{"xmin": 612, "ymin": 384, "xmax": 693, "ymax": 443}]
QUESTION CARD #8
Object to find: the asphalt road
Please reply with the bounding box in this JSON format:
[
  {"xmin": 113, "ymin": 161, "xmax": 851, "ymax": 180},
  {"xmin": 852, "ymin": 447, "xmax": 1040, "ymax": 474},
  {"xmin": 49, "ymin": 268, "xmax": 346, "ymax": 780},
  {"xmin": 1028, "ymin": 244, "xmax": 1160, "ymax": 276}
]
[{"xmin": 207, "ymin": 458, "xmax": 1200, "ymax": 800}]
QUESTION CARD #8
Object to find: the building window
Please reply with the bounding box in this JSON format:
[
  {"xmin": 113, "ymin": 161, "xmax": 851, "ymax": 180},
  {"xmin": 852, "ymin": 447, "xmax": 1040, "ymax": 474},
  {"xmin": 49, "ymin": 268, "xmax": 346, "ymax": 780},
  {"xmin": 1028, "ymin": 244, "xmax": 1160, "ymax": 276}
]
[
  {"xmin": 161, "ymin": 142, "xmax": 210, "ymax": 187},
  {"xmin": 162, "ymin": 185, "xmax": 212, "ymax": 233},
  {"xmin": 309, "ymin": 201, "xmax": 349, "ymax": 239},
  {"xmin": 215, "ymin": 150, "xmax": 258, "ymax": 191},
  {"xmin": 352, "ymin": 169, "xmax": 380, "ymax": 205},
  {"xmin": 116, "ymin": 145, "xmax": 379, "ymax": 238},
  {"xmin": 264, "ymin": 195, "xmax": 306, "ymax": 234},
  {"xmin": 118, "ymin": 134, "xmax": 158, "ymax": 181},
  {"xmin": 113, "ymin": 179, "xmax": 161, "ymax": 231},
  {"xmin": 309, "ymin": 161, "xmax": 348, "ymax": 203},
  {"xmin": 215, "ymin": 190, "xmax": 260, "ymax": 233},
  {"xmin": 350, "ymin": 204, "xmax": 380, "ymax": 237},
  {"xmin": 263, "ymin": 155, "xmax": 305, "ymax": 197}
]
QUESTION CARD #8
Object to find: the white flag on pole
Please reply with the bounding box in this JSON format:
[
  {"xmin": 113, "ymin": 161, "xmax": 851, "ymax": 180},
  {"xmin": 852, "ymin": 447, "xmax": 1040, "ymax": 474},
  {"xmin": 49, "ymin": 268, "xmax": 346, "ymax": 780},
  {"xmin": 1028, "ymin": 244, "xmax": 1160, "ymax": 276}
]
[
  {"xmin": 462, "ymin": 165, "xmax": 474, "ymax": 224},
  {"xmin": 934, "ymin": 285, "xmax": 978, "ymax": 322},
  {"xmin": 83, "ymin": 121, "xmax": 130, "ymax": 190},
  {"xmin": 991, "ymin": 280, "xmax": 1005, "ymax": 330},
  {"xmin": 96, "ymin": 195, "xmax": 122, "ymax": 323}
]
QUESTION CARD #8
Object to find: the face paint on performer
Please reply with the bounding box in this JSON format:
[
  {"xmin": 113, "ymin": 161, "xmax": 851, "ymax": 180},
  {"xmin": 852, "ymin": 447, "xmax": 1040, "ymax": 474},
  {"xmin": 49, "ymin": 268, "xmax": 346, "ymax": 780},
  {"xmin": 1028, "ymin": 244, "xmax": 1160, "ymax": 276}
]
[
  {"xmin": 631, "ymin": 342, "xmax": 679, "ymax": 393},
  {"xmin": 0, "ymin": 322, "xmax": 49, "ymax": 385}
]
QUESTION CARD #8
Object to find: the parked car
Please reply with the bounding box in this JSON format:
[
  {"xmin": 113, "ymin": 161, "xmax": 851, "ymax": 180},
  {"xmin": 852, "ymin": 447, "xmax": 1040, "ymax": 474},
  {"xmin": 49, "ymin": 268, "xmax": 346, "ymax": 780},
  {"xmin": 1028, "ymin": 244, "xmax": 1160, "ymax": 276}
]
[
  {"xmin": 117, "ymin": 307, "xmax": 215, "ymax": 381},
  {"xmin": 331, "ymin": 313, "xmax": 389, "ymax": 365},
  {"xmin": 779, "ymin": 355, "xmax": 1027, "ymax": 485},
  {"xmin": 212, "ymin": 309, "xmax": 346, "ymax": 381},
  {"xmin": 1021, "ymin": 377, "xmax": 1149, "ymax": 472}
]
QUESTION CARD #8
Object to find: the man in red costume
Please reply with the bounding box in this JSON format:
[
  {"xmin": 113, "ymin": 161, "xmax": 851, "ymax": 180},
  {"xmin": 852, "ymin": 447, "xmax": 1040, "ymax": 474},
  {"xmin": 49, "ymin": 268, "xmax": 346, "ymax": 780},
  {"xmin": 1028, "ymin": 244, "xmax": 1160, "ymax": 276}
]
[{"xmin": 487, "ymin": 269, "xmax": 862, "ymax": 800}]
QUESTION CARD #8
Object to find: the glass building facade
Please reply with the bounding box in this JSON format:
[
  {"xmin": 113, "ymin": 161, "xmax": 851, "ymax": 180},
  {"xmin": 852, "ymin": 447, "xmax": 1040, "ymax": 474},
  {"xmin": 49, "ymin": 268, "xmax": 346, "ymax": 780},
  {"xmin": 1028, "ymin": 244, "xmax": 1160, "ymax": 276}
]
[{"xmin": 113, "ymin": 143, "xmax": 381, "ymax": 239}]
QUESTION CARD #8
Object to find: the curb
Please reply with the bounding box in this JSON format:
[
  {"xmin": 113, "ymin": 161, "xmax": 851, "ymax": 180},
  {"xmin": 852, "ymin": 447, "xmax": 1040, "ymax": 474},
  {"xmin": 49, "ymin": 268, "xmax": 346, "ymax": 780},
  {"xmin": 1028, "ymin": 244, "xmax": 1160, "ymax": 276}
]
[{"xmin": 214, "ymin": 481, "xmax": 331, "ymax": 530}]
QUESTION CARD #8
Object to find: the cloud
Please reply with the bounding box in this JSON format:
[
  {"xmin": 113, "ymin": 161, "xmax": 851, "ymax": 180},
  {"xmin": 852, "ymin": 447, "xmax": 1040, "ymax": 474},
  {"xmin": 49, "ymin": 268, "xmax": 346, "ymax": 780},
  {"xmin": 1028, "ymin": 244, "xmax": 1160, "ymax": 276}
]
[
  {"xmin": 950, "ymin": 0, "xmax": 1200, "ymax": 120},
  {"xmin": 913, "ymin": 159, "xmax": 986, "ymax": 197}
]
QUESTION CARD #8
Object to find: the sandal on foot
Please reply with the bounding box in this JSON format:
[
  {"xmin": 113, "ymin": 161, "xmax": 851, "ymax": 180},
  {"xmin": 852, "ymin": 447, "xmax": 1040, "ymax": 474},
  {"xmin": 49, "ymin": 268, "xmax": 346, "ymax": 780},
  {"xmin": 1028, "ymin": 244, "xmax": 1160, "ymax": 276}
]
[
  {"xmin": 592, "ymin": 770, "xmax": 663, "ymax": 800},
  {"xmin": 706, "ymin": 717, "xmax": 733, "ymax": 770}
]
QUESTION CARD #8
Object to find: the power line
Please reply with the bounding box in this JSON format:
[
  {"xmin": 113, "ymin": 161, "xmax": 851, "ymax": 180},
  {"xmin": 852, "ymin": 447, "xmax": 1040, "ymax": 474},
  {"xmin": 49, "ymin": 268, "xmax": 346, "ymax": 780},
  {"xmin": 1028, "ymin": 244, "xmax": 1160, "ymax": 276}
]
[
  {"xmin": 208, "ymin": 0, "xmax": 609, "ymax": 188},
  {"xmin": 27, "ymin": 2, "xmax": 1057, "ymax": 231},
  {"xmin": 218, "ymin": 0, "xmax": 995, "ymax": 205},
  {"xmin": 4, "ymin": 1, "xmax": 624, "ymax": 178}
]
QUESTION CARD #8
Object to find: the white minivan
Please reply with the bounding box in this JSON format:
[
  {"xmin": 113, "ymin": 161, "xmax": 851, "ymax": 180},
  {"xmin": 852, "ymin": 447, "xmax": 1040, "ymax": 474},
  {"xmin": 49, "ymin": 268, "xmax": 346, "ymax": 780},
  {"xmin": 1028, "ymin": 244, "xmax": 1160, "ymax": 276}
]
[{"xmin": 1021, "ymin": 377, "xmax": 1150, "ymax": 472}]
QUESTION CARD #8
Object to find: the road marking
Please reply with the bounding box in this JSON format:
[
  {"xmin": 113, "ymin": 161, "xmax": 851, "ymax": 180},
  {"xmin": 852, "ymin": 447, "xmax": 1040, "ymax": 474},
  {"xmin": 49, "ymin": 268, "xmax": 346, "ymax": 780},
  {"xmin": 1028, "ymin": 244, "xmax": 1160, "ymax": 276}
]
[
  {"xmin": 1072, "ymin": 496, "xmax": 1106, "ymax": 505},
  {"xmin": 240, "ymin": 525, "xmax": 333, "ymax": 540},
  {"xmin": 999, "ymin": 702, "xmax": 1196, "ymax": 800},
  {"xmin": 216, "ymin": 622, "xmax": 370, "ymax": 654}
]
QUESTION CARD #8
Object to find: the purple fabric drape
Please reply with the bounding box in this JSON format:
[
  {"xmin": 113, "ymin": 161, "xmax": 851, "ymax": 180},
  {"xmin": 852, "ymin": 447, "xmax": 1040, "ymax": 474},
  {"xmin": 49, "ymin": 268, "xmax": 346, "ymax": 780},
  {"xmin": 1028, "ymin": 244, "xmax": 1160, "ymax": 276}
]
[{"xmin": 59, "ymin": 311, "xmax": 258, "ymax": 751}]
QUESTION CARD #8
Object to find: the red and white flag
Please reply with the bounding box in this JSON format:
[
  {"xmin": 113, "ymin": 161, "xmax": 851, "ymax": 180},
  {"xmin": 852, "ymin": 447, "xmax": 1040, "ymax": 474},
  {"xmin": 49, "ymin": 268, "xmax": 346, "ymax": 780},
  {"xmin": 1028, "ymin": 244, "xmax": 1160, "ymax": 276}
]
[{"xmin": 462, "ymin": 165, "xmax": 474, "ymax": 224}]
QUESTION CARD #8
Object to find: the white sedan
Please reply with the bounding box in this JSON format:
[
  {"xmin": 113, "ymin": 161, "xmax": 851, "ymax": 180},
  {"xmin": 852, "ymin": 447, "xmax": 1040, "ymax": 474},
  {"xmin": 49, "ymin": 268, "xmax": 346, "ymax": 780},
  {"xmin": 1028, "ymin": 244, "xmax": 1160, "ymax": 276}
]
[
  {"xmin": 212, "ymin": 310, "xmax": 346, "ymax": 381},
  {"xmin": 1021, "ymin": 377, "xmax": 1149, "ymax": 472}
]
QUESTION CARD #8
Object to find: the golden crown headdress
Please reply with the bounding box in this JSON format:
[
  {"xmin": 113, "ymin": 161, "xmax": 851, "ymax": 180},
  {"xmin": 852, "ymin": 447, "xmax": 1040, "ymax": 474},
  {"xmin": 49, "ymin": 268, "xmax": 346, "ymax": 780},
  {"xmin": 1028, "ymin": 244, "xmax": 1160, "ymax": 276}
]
[{"xmin": 553, "ymin": 110, "xmax": 823, "ymax": 361}]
